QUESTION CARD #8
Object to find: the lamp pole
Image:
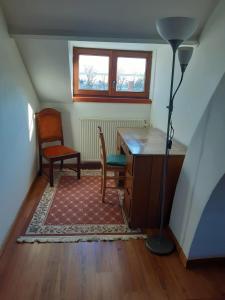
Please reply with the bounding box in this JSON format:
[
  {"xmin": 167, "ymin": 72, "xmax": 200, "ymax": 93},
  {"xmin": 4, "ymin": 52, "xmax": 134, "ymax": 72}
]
[
  {"xmin": 146, "ymin": 17, "xmax": 197, "ymax": 256},
  {"xmin": 146, "ymin": 40, "xmax": 181, "ymax": 255},
  {"xmin": 159, "ymin": 40, "xmax": 182, "ymax": 237}
]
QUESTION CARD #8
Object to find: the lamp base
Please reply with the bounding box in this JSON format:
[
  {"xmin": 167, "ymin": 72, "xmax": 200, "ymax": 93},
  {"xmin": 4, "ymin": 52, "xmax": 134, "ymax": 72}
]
[{"xmin": 146, "ymin": 234, "xmax": 175, "ymax": 256}]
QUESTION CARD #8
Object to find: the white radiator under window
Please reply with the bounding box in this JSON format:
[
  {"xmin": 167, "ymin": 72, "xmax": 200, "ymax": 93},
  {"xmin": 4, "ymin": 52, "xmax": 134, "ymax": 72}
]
[{"xmin": 80, "ymin": 118, "xmax": 149, "ymax": 161}]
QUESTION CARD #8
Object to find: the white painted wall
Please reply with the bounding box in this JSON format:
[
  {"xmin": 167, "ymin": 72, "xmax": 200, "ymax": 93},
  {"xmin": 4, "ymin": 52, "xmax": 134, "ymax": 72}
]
[
  {"xmin": 40, "ymin": 101, "xmax": 151, "ymax": 153},
  {"xmin": 151, "ymin": 0, "xmax": 225, "ymax": 146},
  {"xmin": 150, "ymin": 44, "xmax": 184, "ymax": 141},
  {"xmin": 0, "ymin": 8, "xmax": 39, "ymax": 248},
  {"xmin": 169, "ymin": 0, "xmax": 225, "ymax": 258},
  {"xmin": 171, "ymin": 74, "xmax": 225, "ymax": 259},
  {"xmin": 15, "ymin": 39, "xmax": 158, "ymax": 152}
]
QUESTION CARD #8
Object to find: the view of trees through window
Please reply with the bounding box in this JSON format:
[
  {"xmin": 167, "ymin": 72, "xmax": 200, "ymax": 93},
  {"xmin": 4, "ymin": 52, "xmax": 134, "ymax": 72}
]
[
  {"xmin": 73, "ymin": 48, "xmax": 152, "ymax": 101},
  {"xmin": 116, "ymin": 57, "xmax": 146, "ymax": 92},
  {"xmin": 79, "ymin": 55, "xmax": 109, "ymax": 91},
  {"xmin": 79, "ymin": 55, "xmax": 146, "ymax": 92}
]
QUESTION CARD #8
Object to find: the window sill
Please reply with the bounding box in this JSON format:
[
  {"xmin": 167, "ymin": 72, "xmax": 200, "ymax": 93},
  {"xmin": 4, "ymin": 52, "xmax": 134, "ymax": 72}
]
[{"xmin": 73, "ymin": 96, "xmax": 152, "ymax": 104}]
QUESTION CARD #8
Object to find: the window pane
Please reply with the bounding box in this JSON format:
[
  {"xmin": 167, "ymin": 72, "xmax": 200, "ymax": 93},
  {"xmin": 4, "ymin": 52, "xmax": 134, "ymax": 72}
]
[
  {"xmin": 79, "ymin": 55, "xmax": 109, "ymax": 90},
  {"xmin": 116, "ymin": 57, "xmax": 146, "ymax": 92}
]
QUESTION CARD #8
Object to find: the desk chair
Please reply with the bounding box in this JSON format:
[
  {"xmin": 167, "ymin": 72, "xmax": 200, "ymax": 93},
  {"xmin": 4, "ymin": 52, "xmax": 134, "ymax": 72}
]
[
  {"xmin": 36, "ymin": 108, "xmax": 80, "ymax": 187},
  {"xmin": 98, "ymin": 126, "xmax": 127, "ymax": 203}
]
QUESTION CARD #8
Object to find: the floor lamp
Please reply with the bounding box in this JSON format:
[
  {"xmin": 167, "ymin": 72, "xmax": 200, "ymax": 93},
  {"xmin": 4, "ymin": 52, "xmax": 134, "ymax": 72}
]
[{"xmin": 146, "ymin": 17, "xmax": 197, "ymax": 255}]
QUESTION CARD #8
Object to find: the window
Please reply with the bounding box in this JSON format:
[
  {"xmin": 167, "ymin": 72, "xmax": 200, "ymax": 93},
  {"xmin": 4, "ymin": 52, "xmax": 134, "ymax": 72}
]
[{"xmin": 73, "ymin": 48, "xmax": 152, "ymax": 103}]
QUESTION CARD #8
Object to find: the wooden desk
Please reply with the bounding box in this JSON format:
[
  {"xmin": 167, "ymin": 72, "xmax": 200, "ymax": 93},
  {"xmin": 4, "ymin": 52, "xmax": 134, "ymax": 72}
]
[{"xmin": 117, "ymin": 127, "xmax": 186, "ymax": 229}]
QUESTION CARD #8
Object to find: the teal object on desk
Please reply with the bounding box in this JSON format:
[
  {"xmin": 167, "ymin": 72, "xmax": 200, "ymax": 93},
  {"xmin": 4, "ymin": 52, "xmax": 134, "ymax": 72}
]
[{"xmin": 106, "ymin": 154, "xmax": 127, "ymax": 166}]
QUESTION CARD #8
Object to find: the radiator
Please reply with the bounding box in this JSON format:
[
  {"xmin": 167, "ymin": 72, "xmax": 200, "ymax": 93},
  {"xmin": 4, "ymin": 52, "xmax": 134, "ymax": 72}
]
[{"xmin": 80, "ymin": 119, "xmax": 149, "ymax": 161}]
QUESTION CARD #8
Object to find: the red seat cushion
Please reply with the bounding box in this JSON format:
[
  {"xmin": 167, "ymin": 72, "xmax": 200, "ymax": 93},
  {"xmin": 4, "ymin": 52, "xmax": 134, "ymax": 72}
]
[{"xmin": 42, "ymin": 145, "xmax": 76, "ymax": 158}]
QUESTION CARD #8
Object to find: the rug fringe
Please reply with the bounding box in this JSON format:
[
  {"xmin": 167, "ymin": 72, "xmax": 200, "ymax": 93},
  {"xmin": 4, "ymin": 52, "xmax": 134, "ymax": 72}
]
[{"xmin": 17, "ymin": 234, "xmax": 147, "ymax": 243}]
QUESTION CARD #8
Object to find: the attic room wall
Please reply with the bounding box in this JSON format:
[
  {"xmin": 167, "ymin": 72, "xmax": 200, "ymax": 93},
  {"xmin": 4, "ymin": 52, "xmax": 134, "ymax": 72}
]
[
  {"xmin": 0, "ymin": 8, "xmax": 39, "ymax": 249},
  {"xmin": 14, "ymin": 39, "xmax": 154, "ymax": 153},
  {"xmin": 40, "ymin": 101, "xmax": 151, "ymax": 153},
  {"xmin": 172, "ymin": 73, "xmax": 225, "ymax": 259},
  {"xmin": 168, "ymin": 0, "xmax": 225, "ymax": 259},
  {"xmin": 151, "ymin": 0, "xmax": 225, "ymax": 146}
]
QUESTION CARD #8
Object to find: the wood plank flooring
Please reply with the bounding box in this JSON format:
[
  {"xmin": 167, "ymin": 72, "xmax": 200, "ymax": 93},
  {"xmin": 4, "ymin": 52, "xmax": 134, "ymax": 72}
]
[{"xmin": 0, "ymin": 175, "xmax": 225, "ymax": 300}]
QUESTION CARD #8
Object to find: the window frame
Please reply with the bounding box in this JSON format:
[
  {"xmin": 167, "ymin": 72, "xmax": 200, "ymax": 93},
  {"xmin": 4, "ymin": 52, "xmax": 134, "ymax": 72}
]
[{"xmin": 73, "ymin": 47, "xmax": 152, "ymax": 103}]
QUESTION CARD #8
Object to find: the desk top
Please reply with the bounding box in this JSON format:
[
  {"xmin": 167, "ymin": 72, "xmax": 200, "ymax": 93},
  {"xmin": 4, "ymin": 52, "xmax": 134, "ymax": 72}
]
[{"xmin": 118, "ymin": 127, "xmax": 186, "ymax": 156}]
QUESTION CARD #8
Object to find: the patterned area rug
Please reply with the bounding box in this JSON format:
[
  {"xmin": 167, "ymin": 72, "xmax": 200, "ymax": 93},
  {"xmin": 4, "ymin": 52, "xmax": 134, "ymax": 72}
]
[{"xmin": 17, "ymin": 170, "xmax": 147, "ymax": 243}]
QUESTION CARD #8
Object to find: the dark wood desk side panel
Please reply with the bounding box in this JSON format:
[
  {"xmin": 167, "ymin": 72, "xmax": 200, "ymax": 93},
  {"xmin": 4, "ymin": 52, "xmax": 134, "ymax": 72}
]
[
  {"xmin": 130, "ymin": 155, "xmax": 184, "ymax": 229},
  {"xmin": 130, "ymin": 156, "xmax": 153, "ymax": 228},
  {"xmin": 146, "ymin": 156, "xmax": 163, "ymax": 227},
  {"xmin": 146, "ymin": 155, "xmax": 184, "ymax": 228},
  {"xmin": 164, "ymin": 156, "xmax": 185, "ymax": 224}
]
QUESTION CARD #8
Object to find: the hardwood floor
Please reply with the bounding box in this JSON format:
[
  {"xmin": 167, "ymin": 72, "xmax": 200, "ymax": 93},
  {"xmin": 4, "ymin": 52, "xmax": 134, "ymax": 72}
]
[{"xmin": 0, "ymin": 176, "xmax": 225, "ymax": 300}]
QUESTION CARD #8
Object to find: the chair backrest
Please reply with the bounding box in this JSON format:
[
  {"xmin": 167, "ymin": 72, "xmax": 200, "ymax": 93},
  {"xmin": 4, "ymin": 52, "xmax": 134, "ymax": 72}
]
[
  {"xmin": 97, "ymin": 126, "xmax": 107, "ymax": 169},
  {"xmin": 36, "ymin": 108, "xmax": 64, "ymax": 146}
]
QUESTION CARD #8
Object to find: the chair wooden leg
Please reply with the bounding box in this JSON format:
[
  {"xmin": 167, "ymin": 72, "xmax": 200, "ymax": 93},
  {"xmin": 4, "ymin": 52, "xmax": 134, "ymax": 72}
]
[
  {"xmin": 100, "ymin": 168, "xmax": 103, "ymax": 193},
  {"xmin": 60, "ymin": 160, "xmax": 63, "ymax": 170},
  {"xmin": 49, "ymin": 161, "xmax": 54, "ymax": 187},
  {"xmin": 101, "ymin": 171, "xmax": 106, "ymax": 203},
  {"xmin": 39, "ymin": 154, "xmax": 43, "ymax": 176},
  {"xmin": 77, "ymin": 153, "xmax": 81, "ymax": 180}
]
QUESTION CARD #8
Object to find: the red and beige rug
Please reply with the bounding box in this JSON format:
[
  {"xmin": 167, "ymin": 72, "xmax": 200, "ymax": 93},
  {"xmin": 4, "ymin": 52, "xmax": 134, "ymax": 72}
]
[{"xmin": 17, "ymin": 170, "xmax": 146, "ymax": 243}]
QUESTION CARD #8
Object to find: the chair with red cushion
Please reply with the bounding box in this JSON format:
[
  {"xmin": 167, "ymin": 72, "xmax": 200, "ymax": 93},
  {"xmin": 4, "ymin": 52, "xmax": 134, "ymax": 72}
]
[{"xmin": 36, "ymin": 108, "xmax": 80, "ymax": 186}]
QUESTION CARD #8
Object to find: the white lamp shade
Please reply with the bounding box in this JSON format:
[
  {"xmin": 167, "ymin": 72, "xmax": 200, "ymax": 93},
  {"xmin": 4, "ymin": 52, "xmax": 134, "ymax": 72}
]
[
  {"xmin": 178, "ymin": 46, "xmax": 194, "ymax": 66},
  {"xmin": 156, "ymin": 17, "xmax": 197, "ymax": 42}
]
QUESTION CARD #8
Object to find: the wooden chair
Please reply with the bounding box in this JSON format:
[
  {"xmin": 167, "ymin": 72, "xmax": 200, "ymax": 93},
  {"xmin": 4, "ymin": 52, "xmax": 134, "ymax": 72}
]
[
  {"xmin": 98, "ymin": 126, "xmax": 127, "ymax": 203},
  {"xmin": 36, "ymin": 108, "xmax": 80, "ymax": 186}
]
